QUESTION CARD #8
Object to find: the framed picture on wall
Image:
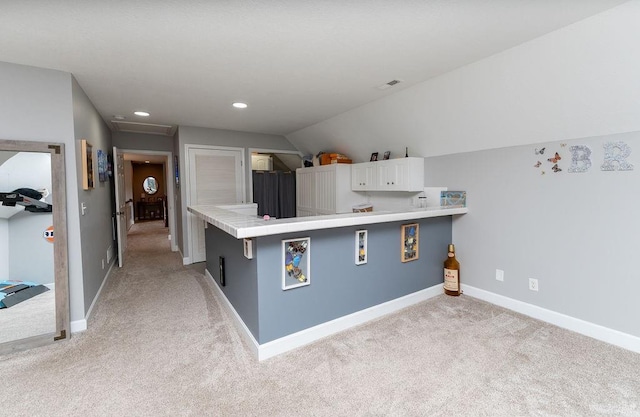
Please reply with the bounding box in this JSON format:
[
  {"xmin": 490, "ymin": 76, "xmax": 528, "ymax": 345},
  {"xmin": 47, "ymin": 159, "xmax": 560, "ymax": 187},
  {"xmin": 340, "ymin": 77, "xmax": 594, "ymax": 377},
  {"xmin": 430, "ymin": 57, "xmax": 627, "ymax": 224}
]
[
  {"xmin": 401, "ymin": 223, "xmax": 419, "ymax": 262},
  {"xmin": 97, "ymin": 149, "xmax": 108, "ymax": 182},
  {"xmin": 174, "ymin": 155, "xmax": 180, "ymax": 188},
  {"xmin": 282, "ymin": 237, "xmax": 310, "ymax": 290},
  {"xmin": 355, "ymin": 230, "xmax": 368, "ymax": 265},
  {"xmin": 81, "ymin": 139, "xmax": 94, "ymax": 190}
]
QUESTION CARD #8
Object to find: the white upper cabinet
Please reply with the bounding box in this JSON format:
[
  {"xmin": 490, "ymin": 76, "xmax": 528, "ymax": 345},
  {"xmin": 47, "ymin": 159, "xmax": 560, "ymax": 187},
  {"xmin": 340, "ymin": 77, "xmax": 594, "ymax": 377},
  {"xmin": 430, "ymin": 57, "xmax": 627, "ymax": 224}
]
[
  {"xmin": 351, "ymin": 162, "xmax": 376, "ymax": 191},
  {"xmin": 351, "ymin": 157, "xmax": 424, "ymax": 192}
]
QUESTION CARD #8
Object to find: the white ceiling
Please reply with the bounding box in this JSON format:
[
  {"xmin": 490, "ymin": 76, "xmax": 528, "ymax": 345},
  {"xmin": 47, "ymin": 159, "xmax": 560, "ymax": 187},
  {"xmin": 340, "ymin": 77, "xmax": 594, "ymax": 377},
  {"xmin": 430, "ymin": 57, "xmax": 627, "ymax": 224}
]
[{"xmin": 0, "ymin": 1, "xmax": 628, "ymax": 136}]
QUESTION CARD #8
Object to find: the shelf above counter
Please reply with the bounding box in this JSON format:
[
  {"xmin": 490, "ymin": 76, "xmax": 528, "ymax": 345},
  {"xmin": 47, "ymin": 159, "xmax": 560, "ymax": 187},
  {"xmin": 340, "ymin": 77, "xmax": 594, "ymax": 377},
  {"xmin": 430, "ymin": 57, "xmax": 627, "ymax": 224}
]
[{"xmin": 188, "ymin": 204, "xmax": 468, "ymax": 239}]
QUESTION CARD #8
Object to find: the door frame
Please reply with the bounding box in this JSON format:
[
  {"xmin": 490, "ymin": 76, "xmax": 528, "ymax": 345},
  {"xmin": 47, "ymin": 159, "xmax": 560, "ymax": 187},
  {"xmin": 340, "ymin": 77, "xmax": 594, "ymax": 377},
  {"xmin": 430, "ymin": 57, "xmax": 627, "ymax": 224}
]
[
  {"xmin": 184, "ymin": 144, "xmax": 246, "ymax": 264},
  {"xmin": 0, "ymin": 139, "xmax": 69, "ymax": 354},
  {"xmin": 119, "ymin": 149, "xmax": 176, "ymax": 252}
]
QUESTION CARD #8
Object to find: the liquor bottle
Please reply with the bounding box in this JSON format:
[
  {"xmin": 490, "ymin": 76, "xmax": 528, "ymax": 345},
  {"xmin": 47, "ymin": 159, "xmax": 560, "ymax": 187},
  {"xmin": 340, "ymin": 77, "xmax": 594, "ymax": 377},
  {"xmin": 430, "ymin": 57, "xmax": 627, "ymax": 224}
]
[{"xmin": 443, "ymin": 244, "xmax": 461, "ymax": 296}]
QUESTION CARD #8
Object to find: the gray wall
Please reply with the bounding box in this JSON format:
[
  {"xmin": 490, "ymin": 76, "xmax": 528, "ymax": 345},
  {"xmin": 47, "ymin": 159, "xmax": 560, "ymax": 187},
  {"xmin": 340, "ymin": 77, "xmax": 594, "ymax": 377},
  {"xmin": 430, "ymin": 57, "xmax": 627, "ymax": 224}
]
[
  {"xmin": 8, "ymin": 211, "xmax": 54, "ymax": 285},
  {"xmin": 206, "ymin": 227, "xmax": 259, "ymax": 339},
  {"xmin": 173, "ymin": 128, "xmax": 183, "ymax": 255},
  {"xmin": 0, "ymin": 220, "xmax": 7, "ymax": 280},
  {"xmin": 425, "ymin": 132, "xmax": 640, "ymax": 337},
  {"xmin": 72, "ymin": 76, "xmax": 115, "ymax": 316},
  {"xmin": 0, "ymin": 61, "xmax": 88, "ymax": 322},
  {"xmin": 177, "ymin": 125, "xmax": 297, "ymax": 258},
  {"xmin": 207, "ymin": 217, "xmax": 451, "ymax": 344},
  {"xmin": 112, "ymin": 131, "xmax": 174, "ymax": 152}
]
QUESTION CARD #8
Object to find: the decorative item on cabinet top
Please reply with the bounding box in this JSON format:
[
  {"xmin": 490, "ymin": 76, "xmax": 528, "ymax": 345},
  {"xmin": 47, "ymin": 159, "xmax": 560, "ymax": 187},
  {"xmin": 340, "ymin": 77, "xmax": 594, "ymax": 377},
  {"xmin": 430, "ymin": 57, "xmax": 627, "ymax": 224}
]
[{"xmin": 319, "ymin": 152, "xmax": 352, "ymax": 165}]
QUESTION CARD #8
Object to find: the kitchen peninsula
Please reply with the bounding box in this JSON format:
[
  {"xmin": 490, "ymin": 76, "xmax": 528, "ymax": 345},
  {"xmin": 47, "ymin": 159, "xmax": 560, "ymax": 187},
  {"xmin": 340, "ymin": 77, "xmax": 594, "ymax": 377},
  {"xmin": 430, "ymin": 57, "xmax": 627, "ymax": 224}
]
[{"xmin": 188, "ymin": 203, "xmax": 467, "ymax": 360}]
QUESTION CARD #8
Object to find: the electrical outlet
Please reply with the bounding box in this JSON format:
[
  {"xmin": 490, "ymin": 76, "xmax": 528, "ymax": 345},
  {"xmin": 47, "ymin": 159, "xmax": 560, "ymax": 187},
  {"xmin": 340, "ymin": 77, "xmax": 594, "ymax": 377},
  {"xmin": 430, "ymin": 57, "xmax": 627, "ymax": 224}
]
[
  {"xmin": 495, "ymin": 269, "xmax": 504, "ymax": 281},
  {"xmin": 529, "ymin": 278, "xmax": 539, "ymax": 291},
  {"xmin": 101, "ymin": 259, "xmax": 105, "ymax": 269}
]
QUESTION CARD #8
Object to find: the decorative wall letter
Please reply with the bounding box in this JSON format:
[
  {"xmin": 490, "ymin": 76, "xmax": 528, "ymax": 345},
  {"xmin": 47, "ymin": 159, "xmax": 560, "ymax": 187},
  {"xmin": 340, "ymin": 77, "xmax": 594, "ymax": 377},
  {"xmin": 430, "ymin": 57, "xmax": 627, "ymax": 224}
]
[
  {"xmin": 568, "ymin": 145, "xmax": 592, "ymax": 173},
  {"xmin": 601, "ymin": 141, "xmax": 634, "ymax": 171}
]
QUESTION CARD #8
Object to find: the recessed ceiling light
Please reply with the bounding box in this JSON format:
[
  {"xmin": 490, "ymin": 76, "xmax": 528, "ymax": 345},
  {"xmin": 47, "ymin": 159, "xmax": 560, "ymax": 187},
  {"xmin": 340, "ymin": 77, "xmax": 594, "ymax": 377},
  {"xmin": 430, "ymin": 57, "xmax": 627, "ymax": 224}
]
[
  {"xmin": 232, "ymin": 102, "xmax": 248, "ymax": 109},
  {"xmin": 134, "ymin": 111, "xmax": 150, "ymax": 117}
]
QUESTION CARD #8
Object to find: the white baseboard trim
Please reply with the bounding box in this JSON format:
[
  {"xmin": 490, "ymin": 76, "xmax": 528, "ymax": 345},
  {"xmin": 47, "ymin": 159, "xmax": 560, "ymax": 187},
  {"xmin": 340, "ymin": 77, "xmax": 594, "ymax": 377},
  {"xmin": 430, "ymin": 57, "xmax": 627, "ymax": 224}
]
[
  {"xmin": 70, "ymin": 319, "xmax": 87, "ymax": 333},
  {"xmin": 462, "ymin": 284, "xmax": 640, "ymax": 354},
  {"xmin": 205, "ymin": 269, "xmax": 260, "ymax": 358},
  {"xmin": 206, "ymin": 266, "xmax": 443, "ymax": 361},
  {"xmin": 71, "ymin": 259, "xmax": 116, "ymax": 334}
]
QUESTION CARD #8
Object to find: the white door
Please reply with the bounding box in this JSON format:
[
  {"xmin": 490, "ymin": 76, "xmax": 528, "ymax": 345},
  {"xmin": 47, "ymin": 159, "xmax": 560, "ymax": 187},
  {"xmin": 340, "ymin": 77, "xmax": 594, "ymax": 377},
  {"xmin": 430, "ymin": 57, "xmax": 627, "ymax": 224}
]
[
  {"xmin": 113, "ymin": 146, "xmax": 127, "ymax": 267},
  {"xmin": 187, "ymin": 146, "xmax": 244, "ymax": 263}
]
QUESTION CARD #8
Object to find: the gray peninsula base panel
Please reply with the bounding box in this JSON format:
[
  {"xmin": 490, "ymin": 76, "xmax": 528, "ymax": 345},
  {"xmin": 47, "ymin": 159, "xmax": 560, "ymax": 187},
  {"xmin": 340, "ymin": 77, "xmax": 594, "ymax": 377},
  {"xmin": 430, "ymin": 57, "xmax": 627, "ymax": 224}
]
[{"xmin": 206, "ymin": 216, "xmax": 452, "ymax": 345}]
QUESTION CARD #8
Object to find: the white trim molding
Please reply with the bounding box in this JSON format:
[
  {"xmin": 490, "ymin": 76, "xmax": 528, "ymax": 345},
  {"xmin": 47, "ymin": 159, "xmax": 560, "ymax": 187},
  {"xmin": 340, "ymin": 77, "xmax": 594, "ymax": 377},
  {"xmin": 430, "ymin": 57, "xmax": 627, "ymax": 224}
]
[
  {"xmin": 71, "ymin": 259, "xmax": 116, "ymax": 334},
  {"xmin": 206, "ymin": 268, "xmax": 443, "ymax": 361},
  {"xmin": 462, "ymin": 284, "xmax": 640, "ymax": 354}
]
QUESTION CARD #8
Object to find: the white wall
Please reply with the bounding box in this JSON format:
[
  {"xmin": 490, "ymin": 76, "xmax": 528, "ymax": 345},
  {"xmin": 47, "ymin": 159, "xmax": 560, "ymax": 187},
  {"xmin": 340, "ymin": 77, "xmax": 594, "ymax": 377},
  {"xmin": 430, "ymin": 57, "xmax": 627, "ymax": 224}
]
[
  {"xmin": 285, "ymin": 1, "xmax": 640, "ymax": 342},
  {"xmin": 287, "ymin": 1, "xmax": 640, "ymax": 162}
]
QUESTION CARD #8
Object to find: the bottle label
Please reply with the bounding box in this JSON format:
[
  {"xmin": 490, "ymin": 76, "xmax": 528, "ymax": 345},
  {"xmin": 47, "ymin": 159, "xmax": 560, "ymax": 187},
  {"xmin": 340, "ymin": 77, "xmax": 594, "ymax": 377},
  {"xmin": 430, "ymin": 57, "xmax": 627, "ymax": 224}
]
[{"xmin": 444, "ymin": 268, "xmax": 459, "ymax": 291}]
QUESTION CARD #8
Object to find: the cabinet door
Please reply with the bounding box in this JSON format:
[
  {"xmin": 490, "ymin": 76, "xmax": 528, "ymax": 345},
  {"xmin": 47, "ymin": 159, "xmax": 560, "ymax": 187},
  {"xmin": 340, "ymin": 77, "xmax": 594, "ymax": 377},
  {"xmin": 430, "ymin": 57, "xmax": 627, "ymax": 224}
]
[
  {"xmin": 352, "ymin": 163, "xmax": 376, "ymax": 191},
  {"xmin": 314, "ymin": 169, "xmax": 336, "ymax": 213},
  {"xmin": 376, "ymin": 161, "xmax": 399, "ymax": 190},
  {"xmin": 296, "ymin": 170, "xmax": 315, "ymax": 212}
]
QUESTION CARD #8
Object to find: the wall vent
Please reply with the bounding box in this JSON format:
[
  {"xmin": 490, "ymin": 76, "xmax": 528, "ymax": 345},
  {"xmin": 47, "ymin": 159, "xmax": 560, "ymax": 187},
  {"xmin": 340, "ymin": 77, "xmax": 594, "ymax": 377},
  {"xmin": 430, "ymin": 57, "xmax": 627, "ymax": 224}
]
[
  {"xmin": 376, "ymin": 79, "xmax": 404, "ymax": 90},
  {"xmin": 110, "ymin": 120, "xmax": 177, "ymax": 136}
]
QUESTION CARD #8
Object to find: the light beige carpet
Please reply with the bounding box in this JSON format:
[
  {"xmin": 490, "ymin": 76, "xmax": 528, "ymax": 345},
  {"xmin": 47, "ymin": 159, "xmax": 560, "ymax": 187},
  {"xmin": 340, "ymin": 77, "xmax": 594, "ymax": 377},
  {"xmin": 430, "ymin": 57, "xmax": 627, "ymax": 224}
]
[{"xmin": 1, "ymin": 220, "xmax": 639, "ymax": 416}]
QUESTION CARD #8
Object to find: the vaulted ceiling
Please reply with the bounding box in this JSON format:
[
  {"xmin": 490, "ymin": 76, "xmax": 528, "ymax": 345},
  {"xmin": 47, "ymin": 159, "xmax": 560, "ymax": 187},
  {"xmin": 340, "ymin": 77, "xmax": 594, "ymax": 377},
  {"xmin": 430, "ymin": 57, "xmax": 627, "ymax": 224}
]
[{"xmin": 0, "ymin": 1, "xmax": 628, "ymax": 136}]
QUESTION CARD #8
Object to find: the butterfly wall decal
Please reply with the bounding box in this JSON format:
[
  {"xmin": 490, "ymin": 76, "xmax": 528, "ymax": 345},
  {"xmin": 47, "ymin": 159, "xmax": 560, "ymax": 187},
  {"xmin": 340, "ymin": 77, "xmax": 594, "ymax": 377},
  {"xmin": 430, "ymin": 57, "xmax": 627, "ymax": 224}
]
[
  {"xmin": 552, "ymin": 164, "xmax": 562, "ymax": 172},
  {"xmin": 547, "ymin": 152, "xmax": 561, "ymax": 163},
  {"xmin": 535, "ymin": 147, "xmax": 546, "ymax": 155},
  {"xmin": 534, "ymin": 161, "xmax": 542, "ymax": 168}
]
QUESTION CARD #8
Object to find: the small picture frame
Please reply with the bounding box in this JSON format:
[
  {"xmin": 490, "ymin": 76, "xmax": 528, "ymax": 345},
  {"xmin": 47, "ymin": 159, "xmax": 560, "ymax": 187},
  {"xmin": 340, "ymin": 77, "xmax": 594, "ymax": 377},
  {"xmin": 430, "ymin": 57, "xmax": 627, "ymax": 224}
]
[
  {"xmin": 440, "ymin": 191, "xmax": 467, "ymax": 207},
  {"xmin": 243, "ymin": 238, "xmax": 253, "ymax": 259},
  {"xmin": 97, "ymin": 149, "xmax": 108, "ymax": 182},
  {"xmin": 355, "ymin": 230, "xmax": 368, "ymax": 265},
  {"xmin": 81, "ymin": 139, "xmax": 94, "ymax": 190},
  {"xmin": 383, "ymin": 151, "xmax": 391, "ymax": 160},
  {"xmin": 282, "ymin": 237, "xmax": 310, "ymax": 290},
  {"xmin": 370, "ymin": 152, "xmax": 379, "ymax": 162},
  {"xmin": 401, "ymin": 223, "xmax": 419, "ymax": 262},
  {"xmin": 174, "ymin": 155, "xmax": 180, "ymax": 188}
]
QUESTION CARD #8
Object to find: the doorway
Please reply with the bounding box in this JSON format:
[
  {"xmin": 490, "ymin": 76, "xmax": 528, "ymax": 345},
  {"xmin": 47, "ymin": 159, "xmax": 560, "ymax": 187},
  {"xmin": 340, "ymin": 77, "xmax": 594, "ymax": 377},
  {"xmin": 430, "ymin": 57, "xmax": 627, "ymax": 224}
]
[
  {"xmin": 119, "ymin": 150, "xmax": 176, "ymax": 254},
  {"xmin": 249, "ymin": 148, "xmax": 302, "ymax": 218}
]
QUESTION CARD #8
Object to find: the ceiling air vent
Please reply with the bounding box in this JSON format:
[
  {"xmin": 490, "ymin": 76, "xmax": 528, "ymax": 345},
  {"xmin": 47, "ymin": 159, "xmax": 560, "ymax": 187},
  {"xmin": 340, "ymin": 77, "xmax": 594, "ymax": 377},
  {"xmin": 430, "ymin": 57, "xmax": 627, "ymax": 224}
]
[
  {"xmin": 110, "ymin": 120, "xmax": 177, "ymax": 136},
  {"xmin": 376, "ymin": 79, "xmax": 404, "ymax": 90}
]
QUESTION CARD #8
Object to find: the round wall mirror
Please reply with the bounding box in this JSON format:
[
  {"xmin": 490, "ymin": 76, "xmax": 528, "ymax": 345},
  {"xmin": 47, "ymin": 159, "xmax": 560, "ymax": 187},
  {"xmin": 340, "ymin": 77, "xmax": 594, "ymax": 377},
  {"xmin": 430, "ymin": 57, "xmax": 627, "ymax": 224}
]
[{"xmin": 143, "ymin": 176, "xmax": 158, "ymax": 195}]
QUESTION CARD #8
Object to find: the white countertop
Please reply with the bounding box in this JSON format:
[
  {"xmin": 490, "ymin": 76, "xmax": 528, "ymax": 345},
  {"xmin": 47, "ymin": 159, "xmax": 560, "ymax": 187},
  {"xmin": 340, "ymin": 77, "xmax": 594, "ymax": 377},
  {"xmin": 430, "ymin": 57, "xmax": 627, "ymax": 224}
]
[{"xmin": 188, "ymin": 204, "xmax": 468, "ymax": 239}]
